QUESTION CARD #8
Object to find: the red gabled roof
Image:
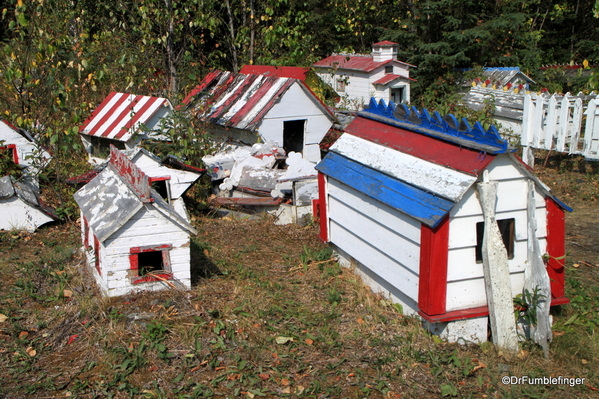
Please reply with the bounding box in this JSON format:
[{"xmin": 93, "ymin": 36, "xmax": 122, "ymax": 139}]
[
  {"xmin": 344, "ymin": 116, "xmax": 495, "ymax": 176},
  {"xmin": 79, "ymin": 92, "xmax": 172, "ymax": 142},
  {"xmin": 239, "ymin": 65, "xmax": 310, "ymax": 81},
  {"xmin": 372, "ymin": 74, "xmax": 417, "ymax": 85},
  {"xmin": 372, "ymin": 41, "xmax": 398, "ymax": 46},
  {"xmin": 314, "ymin": 55, "xmax": 415, "ymax": 73}
]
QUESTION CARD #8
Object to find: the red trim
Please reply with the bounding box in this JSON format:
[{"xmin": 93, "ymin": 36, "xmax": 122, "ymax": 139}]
[
  {"xmin": 546, "ymin": 198, "xmax": 567, "ymax": 298},
  {"xmin": 317, "ymin": 172, "xmax": 328, "ymax": 242},
  {"xmin": 245, "ymin": 79, "xmax": 295, "ymax": 130},
  {"xmin": 129, "ymin": 245, "xmax": 173, "ymax": 284},
  {"xmin": 181, "ymin": 70, "xmax": 222, "ymax": 106},
  {"xmin": 419, "ymin": 297, "xmax": 570, "ymax": 323},
  {"xmin": 148, "ymin": 176, "xmax": 170, "ymax": 182},
  {"xmin": 93, "ymin": 235, "xmax": 101, "ymax": 275},
  {"xmin": 84, "ymin": 92, "xmax": 127, "ymax": 136},
  {"xmin": 227, "ymin": 76, "xmax": 280, "ymax": 127},
  {"xmin": 418, "ymin": 216, "xmax": 449, "ymax": 316},
  {"xmin": 101, "ymin": 94, "xmax": 144, "ymax": 140},
  {"xmin": 209, "ymin": 74, "xmax": 260, "ymax": 120},
  {"xmin": 83, "ymin": 217, "xmax": 89, "ymax": 248},
  {"xmin": 344, "ymin": 117, "xmax": 495, "ymax": 177},
  {"xmin": 1, "ymin": 144, "xmax": 18, "ymax": 164}
]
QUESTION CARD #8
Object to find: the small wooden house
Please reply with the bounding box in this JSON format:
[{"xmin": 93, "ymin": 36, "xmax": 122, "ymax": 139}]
[
  {"xmin": 0, "ymin": 119, "xmax": 51, "ymax": 173},
  {"xmin": 74, "ymin": 146, "xmax": 197, "ymax": 297},
  {"xmin": 315, "ymin": 98, "xmax": 570, "ymax": 342},
  {"xmin": 313, "ymin": 41, "xmax": 415, "ymax": 109},
  {"xmin": 79, "ymin": 92, "xmax": 173, "ymax": 164},
  {"xmin": 182, "ymin": 70, "xmax": 337, "ymax": 163},
  {"xmin": 0, "ymin": 176, "xmax": 58, "ymax": 232}
]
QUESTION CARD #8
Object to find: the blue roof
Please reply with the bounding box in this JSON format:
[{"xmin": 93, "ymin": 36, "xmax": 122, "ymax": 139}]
[{"xmin": 316, "ymin": 152, "xmax": 454, "ymax": 228}]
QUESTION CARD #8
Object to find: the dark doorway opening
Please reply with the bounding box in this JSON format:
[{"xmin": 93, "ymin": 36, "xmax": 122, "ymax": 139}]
[
  {"xmin": 283, "ymin": 120, "xmax": 305, "ymax": 155},
  {"xmin": 138, "ymin": 250, "xmax": 164, "ymax": 275}
]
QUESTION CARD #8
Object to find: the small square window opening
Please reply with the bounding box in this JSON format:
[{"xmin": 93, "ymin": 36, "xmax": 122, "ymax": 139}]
[
  {"xmin": 336, "ymin": 80, "xmax": 346, "ymax": 92},
  {"xmin": 385, "ymin": 65, "xmax": 394, "ymax": 74},
  {"xmin": 475, "ymin": 218, "xmax": 515, "ymax": 262},
  {"xmin": 129, "ymin": 245, "xmax": 172, "ymax": 284}
]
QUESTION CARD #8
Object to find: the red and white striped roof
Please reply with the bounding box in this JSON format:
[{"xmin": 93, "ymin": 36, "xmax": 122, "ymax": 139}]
[
  {"xmin": 183, "ymin": 70, "xmax": 335, "ymax": 131},
  {"xmin": 79, "ymin": 92, "xmax": 172, "ymax": 142}
]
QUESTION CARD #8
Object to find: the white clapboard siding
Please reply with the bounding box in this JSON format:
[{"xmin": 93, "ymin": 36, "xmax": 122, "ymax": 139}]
[
  {"xmin": 328, "ymin": 179, "xmax": 421, "ymax": 244},
  {"xmin": 330, "ymin": 134, "xmax": 476, "ymax": 202},
  {"xmin": 446, "ymin": 271, "xmax": 526, "ymax": 312},
  {"xmin": 328, "ymin": 196, "xmax": 421, "ymax": 272},
  {"xmin": 329, "ymin": 221, "xmax": 420, "ymax": 302}
]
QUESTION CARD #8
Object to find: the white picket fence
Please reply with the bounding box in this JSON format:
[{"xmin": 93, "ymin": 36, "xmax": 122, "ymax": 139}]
[{"xmin": 521, "ymin": 92, "xmax": 599, "ymax": 166}]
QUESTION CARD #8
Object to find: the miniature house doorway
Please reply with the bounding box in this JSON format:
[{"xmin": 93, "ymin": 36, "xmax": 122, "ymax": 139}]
[
  {"xmin": 283, "ymin": 119, "xmax": 305, "ymax": 155},
  {"xmin": 390, "ymin": 87, "xmax": 405, "ymax": 104}
]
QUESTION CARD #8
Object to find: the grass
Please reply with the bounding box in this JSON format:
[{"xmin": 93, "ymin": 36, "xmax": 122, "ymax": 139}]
[{"xmin": 0, "ymin": 153, "xmax": 598, "ymax": 398}]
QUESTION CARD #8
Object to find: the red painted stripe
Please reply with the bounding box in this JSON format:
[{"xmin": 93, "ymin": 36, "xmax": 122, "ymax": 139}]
[
  {"xmin": 419, "ymin": 297, "xmax": 570, "ymax": 323},
  {"xmin": 318, "ymin": 172, "xmax": 329, "ymax": 242},
  {"xmin": 114, "ymin": 96, "xmax": 162, "ymax": 140},
  {"xmin": 100, "ymin": 94, "xmax": 147, "ymax": 140},
  {"xmin": 418, "ymin": 216, "xmax": 449, "ymax": 315},
  {"xmin": 344, "ymin": 117, "xmax": 495, "ymax": 176},
  {"xmin": 545, "ymin": 198, "xmax": 566, "ymax": 298},
  {"xmin": 209, "ymin": 74, "xmax": 259, "ymax": 120},
  {"xmin": 80, "ymin": 92, "xmax": 120, "ymax": 134},
  {"xmin": 181, "ymin": 70, "xmax": 223, "ymax": 105},
  {"xmin": 198, "ymin": 73, "xmax": 238, "ymax": 117},
  {"xmin": 227, "ymin": 76, "xmax": 278, "ymax": 127},
  {"xmin": 94, "ymin": 235, "xmax": 101, "ymax": 275},
  {"xmin": 245, "ymin": 79, "xmax": 294, "ymax": 130},
  {"xmin": 85, "ymin": 93, "xmax": 132, "ymax": 138}
]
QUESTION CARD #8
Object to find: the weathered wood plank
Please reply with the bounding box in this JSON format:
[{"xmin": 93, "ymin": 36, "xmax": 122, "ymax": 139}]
[{"xmin": 328, "ymin": 196, "xmax": 420, "ymax": 275}]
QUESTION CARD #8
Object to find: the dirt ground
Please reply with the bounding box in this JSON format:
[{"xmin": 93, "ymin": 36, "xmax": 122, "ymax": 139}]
[{"xmin": 0, "ymin": 152, "xmax": 598, "ymax": 398}]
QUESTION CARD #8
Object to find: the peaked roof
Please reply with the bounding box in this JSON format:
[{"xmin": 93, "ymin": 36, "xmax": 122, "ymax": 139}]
[
  {"xmin": 316, "ymin": 98, "xmax": 569, "ymax": 228},
  {"xmin": 182, "ymin": 70, "xmax": 335, "ymax": 131},
  {"xmin": 372, "ymin": 74, "xmax": 416, "ymax": 85},
  {"xmin": 79, "ymin": 92, "xmax": 172, "ymax": 142},
  {"xmin": 0, "ymin": 176, "xmax": 59, "ymax": 221},
  {"xmin": 313, "ymin": 54, "xmax": 414, "ymax": 73}
]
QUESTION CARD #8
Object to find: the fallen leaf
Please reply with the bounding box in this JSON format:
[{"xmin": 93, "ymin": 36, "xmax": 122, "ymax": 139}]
[
  {"xmin": 280, "ymin": 378, "xmax": 290, "ymax": 386},
  {"xmin": 66, "ymin": 335, "xmax": 78, "ymax": 345},
  {"xmin": 63, "ymin": 289, "xmax": 73, "ymax": 298},
  {"xmin": 26, "ymin": 347, "xmax": 36, "ymax": 357},
  {"xmin": 276, "ymin": 336, "xmax": 294, "ymax": 344},
  {"xmin": 582, "ymin": 359, "xmax": 589, "ymax": 365},
  {"xmin": 203, "ymin": 249, "xmax": 209, "ymax": 256},
  {"xmin": 148, "ymin": 365, "xmax": 159, "ymax": 371},
  {"xmin": 55, "ymin": 270, "xmax": 66, "ymax": 276},
  {"xmin": 272, "ymin": 352, "xmax": 279, "ymax": 359},
  {"xmin": 587, "ymin": 384, "xmax": 599, "ymax": 392},
  {"xmin": 573, "ymin": 263, "xmax": 580, "ymax": 268},
  {"xmin": 295, "ymin": 385, "xmax": 305, "ymax": 394},
  {"xmin": 305, "ymin": 338, "xmax": 314, "ymax": 345},
  {"xmin": 19, "ymin": 331, "xmax": 29, "ymax": 339},
  {"xmin": 356, "ymin": 317, "xmax": 365, "ymax": 324},
  {"xmin": 517, "ymin": 350, "xmax": 529, "ymax": 359},
  {"xmin": 246, "ymin": 392, "xmax": 255, "ymax": 399},
  {"xmin": 258, "ymin": 373, "xmax": 269, "ymax": 381},
  {"xmin": 347, "ymin": 373, "xmax": 355, "ymax": 378},
  {"xmin": 0, "ymin": 314, "xmax": 7, "ymax": 323},
  {"xmin": 552, "ymin": 331, "xmax": 565, "ymax": 337},
  {"xmin": 281, "ymin": 387, "xmax": 291, "ymax": 394}
]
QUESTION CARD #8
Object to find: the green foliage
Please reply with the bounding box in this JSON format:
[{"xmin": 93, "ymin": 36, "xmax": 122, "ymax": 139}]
[{"xmin": 514, "ymin": 287, "xmax": 547, "ymax": 327}]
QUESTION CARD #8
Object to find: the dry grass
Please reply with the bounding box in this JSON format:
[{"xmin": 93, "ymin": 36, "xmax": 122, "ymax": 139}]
[{"xmin": 0, "ymin": 153, "xmax": 598, "ymax": 398}]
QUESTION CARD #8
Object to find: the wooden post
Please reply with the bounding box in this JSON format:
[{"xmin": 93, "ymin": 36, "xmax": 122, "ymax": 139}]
[
  {"xmin": 524, "ymin": 180, "xmax": 552, "ymax": 358},
  {"xmin": 477, "ymin": 170, "xmax": 519, "ymax": 354}
]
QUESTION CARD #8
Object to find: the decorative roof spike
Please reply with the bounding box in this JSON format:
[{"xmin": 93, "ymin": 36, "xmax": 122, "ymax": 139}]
[{"xmin": 359, "ymin": 97, "xmax": 510, "ymax": 154}]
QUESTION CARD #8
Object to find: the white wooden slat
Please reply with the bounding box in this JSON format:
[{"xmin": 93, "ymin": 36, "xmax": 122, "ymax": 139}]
[
  {"xmin": 521, "ymin": 93, "xmax": 533, "ymax": 147},
  {"xmin": 329, "ymin": 221, "xmax": 420, "ymax": 302},
  {"xmin": 446, "ymin": 241, "xmax": 528, "ymax": 282},
  {"xmin": 328, "ymin": 179, "xmax": 421, "ymax": 244},
  {"xmin": 82, "ymin": 93, "xmax": 125, "ymax": 134},
  {"xmin": 449, "ymin": 207, "xmax": 547, "ymax": 250},
  {"xmin": 328, "ymin": 196, "xmax": 421, "ymax": 274},
  {"xmin": 237, "ymin": 78, "xmax": 289, "ymax": 130},
  {"xmin": 556, "ymin": 96, "xmax": 569, "ymax": 152},
  {"xmin": 533, "ymin": 95, "xmax": 545, "ymax": 148},
  {"xmin": 584, "ymin": 100, "xmax": 599, "ymax": 158},
  {"xmin": 330, "ymin": 134, "xmax": 475, "ymax": 202},
  {"xmin": 445, "ymin": 271, "xmax": 525, "ymax": 312},
  {"xmin": 569, "ymin": 98, "xmax": 584, "ymax": 154},
  {"xmin": 543, "ymin": 95, "xmax": 558, "ymax": 150}
]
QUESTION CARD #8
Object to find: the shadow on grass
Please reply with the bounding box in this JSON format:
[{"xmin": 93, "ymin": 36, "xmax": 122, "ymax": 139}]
[{"xmin": 190, "ymin": 238, "xmax": 221, "ymax": 285}]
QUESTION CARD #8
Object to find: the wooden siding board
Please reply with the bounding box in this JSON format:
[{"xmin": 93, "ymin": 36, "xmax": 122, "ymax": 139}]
[
  {"xmin": 327, "ymin": 179, "xmax": 421, "ymax": 244},
  {"xmin": 317, "ymin": 152, "xmax": 454, "ymax": 228},
  {"xmin": 328, "ymin": 196, "xmax": 420, "ymax": 275},
  {"xmin": 329, "ymin": 221, "xmax": 419, "ymax": 301},
  {"xmin": 445, "ymin": 271, "xmax": 525, "ymax": 312},
  {"xmin": 330, "ymin": 134, "xmax": 476, "ymax": 202}
]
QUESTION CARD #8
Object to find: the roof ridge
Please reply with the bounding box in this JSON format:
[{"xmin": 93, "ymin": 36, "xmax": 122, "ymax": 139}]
[{"xmin": 360, "ymin": 98, "xmax": 510, "ymax": 154}]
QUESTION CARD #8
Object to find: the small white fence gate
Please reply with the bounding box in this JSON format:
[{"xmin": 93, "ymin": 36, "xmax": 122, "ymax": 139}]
[{"xmin": 521, "ymin": 92, "xmax": 599, "ymax": 166}]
